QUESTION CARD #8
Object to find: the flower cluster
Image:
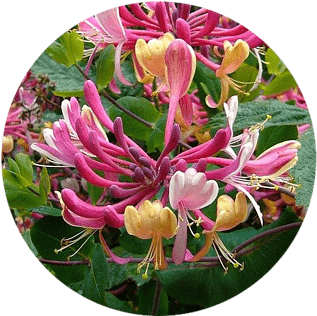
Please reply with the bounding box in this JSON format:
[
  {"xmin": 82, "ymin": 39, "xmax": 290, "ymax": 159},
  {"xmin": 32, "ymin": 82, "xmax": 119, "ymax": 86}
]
[{"xmin": 31, "ymin": 78, "xmax": 300, "ymax": 277}]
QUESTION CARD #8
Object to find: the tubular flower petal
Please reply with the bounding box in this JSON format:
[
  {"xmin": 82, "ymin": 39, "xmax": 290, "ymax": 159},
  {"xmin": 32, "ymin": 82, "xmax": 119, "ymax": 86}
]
[
  {"xmin": 191, "ymin": 192, "xmax": 248, "ymax": 273},
  {"xmin": 124, "ymin": 200, "xmax": 177, "ymax": 277},
  {"xmin": 215, "ymin": 40, "xmax": 250, "ymax": 106},
  {"xmin": 169, "ymin": 168, "xmax": 218, "ymax": 264},
  {"xmin": 135, "ymin": 33, "xmax": 175, "ymax": 82}
]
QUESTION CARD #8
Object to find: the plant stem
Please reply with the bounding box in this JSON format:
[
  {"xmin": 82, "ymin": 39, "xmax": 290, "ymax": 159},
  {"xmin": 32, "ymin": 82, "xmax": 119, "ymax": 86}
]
[
  {"xmin": 39, "ymin": 258, "xmax": 90, "ymax": 266},
  {"xmin": 151, "ymin": 279, "xmax": 163, "ymax": 315},
  {"xmin": 75, "ymin": 63, "xmax": 154, "ymax": 129}
]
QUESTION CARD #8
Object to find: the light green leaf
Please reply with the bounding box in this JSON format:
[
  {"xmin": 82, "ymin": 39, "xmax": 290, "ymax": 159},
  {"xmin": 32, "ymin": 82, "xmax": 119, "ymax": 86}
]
[
  {"xmin": 59, "ymin": 30, "xmax": 84, "ymax": 66},
  {"xmin": 46, "ymin": 41, "xmax": 70, "ymax": 66},
  {"xmin": 15, "ymin": 153, "xmax": 33, "ymax": 184},
  {"xmin": 290, "ymin": 127, "xmax": 316, "ymax": 207},
  {"xmin": 263, "ymin": 70, "xmax": 297, "ymax": 96},
  {"xmin": 265, "ymin": 48, "xmax": 286, "ymax": 75},
  {"xmin": 39, "ymin": 167, "xmax": 51, "ymax": 202}
]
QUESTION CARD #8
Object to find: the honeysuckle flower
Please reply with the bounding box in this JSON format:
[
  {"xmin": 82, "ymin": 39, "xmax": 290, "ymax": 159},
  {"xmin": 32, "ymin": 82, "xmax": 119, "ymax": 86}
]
[
  {"xmin": 124, "ymin": 200, "xmax": 177, "ymax": 278},
  {"xmin": 206, "ymin": 40, "xmax": 250, "ymax": 107},
  {"xmin": 190, "ymin": 192, "xmax": 248, "ymax": 273},
  {"xmin": 169, "ymin": 168, "xmax": 218, "ymax": 264},
  {"xmin": 164, "ymin": 39, "xmax": 196, "ymax": 144},
  {"xmin": 134, "ymin": 32, "xmax": 175, "ymax": 84}
]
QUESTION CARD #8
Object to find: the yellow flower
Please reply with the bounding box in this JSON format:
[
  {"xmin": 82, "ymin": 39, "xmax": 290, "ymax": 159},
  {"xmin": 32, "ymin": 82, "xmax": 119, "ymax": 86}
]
[
  {"xmin": 191, "ymin": 192, "xmax": 248, "ymax": 273},
  {"xmin": 134, "ymin": 33, "xmax": 175, "ymax": 84},
  {"xmin": 2, "ymin": 135, "xmax": 14, "ymax": 153},
  {"xmin": 124, "ymin": 200, "xmax": 177, "ymax": 277},
  {"xmin": 211, "ymin": 40, "xmax": 249, "ymax": 107}
]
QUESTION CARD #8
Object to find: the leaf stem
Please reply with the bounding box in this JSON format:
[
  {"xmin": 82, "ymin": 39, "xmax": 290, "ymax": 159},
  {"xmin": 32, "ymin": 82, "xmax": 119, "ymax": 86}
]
[{"xmin": 39, "ymin": 258, "xmax": 90, "ymax": 266}]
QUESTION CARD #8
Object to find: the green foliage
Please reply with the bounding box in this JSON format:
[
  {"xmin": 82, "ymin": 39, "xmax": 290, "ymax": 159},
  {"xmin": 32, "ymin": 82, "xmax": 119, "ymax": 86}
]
[
  {"xmin": 290, "ymin": 127, "xmax": 316, "ymax": 207},
  {"xmin": 2, "ymin": 154, "xmax": 49, "ymax": 208},
  {"xmin": 138, "ymin": 280, "xmax": 169, "ymax": 315},
  {"xmin": 255, "ymin": 125, "xmax": 298, "ymax": 156},
  {"xmin": 157, "ymin": 211, "xmax": 300, "ymax": 308},
  {"xmin": 193, "ymin": 61, "xmax": 221, "ymax": 106},
  {"xmin": 46, "ymin": 30, "xmax": 84, "ymax": 67},
  {"xmin": 26, "ymin": 206, "xmax": 62, "ymax": 216},
  {"xmin": 31, "ymin": 52, "xmax": 86, "ymax": 97},
  {"xmin": 207, "ymin": 99, "xmax": 311, "ymax": 136},
  {"xmin": 108, "ymin": 96, "xmax": 161, "ymax": 140},
  {"xmin": 96, "ymin": 45, "xmax": 115, "ymax": 90},
  {"xmin": 30, "ymin": 216, "xmax": 95, "ymax": 285},
  {"xmin": 263, "ymin": 48, "xmax": 297, "ymax": 96},
  {"xmin": 82, "ymin": 244, "xmax": 109, "ymax": 305}
]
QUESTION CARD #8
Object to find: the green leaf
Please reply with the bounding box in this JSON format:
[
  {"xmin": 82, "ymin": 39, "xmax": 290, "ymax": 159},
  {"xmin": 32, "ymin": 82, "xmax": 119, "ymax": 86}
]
[
  {"xmin": 147, "ymin": 113, "xmax": 167, "ymax": 153},
  {"xmin": 31, "ymin": 52, "xmax": 85, "ymax": 96},
  {"xmin": 7, "ymin": 158, "xmax": 21, "ymax": 175},
  {"xmin": 108, "ymin": 96, "xmax": 161, "ymax": 141},
  {"xmin": 87, "ymin": 181, "xmax": 105, "ymax": 205},
  {"xmin": 39, "ymin": 167, "xmax": 51, "ymax": 202},
  {"xmin": 15, "ymin": 153, "xmax": 34, "ymax": 184},
  {"xmin": 157, "ymin": 211, "xmax": 300, "ymax": 308},
  {"xmin": 2, "ymin": 169, "xmax": 30, "ymax": 187},
  {"xmin": 22, "ymin": 230, "xmax": 39, "ymax": 256},
  {"xmin": 27, "ymin": 206, "xmax": 62, "ymax": 216},
  {"xmin": 46, "ymin": 41, "xmax": 70, "ymax": 66},
  {"xmin": 193, "ymin": 61, "xmax": 221, "ymax": 105},
  {"xmin": 104, "ymin": 292, "xmax": 134, "ymax": 313},
  {"xmin": 265, "ymin": 48, "xmax": 286, "ymax": 75},
  {"xmin": 96, "ymin": 45, "xmax": 115, "ymax": 89},
  {"xmin": 229, "ymin": 63, "xmax": 261, "ymax": 102},
  {"xmin": 30, "ymin": 216, "xmax": 95, "ymax": 285},
  {"xmin": 290, "ymin": 127, "xmax": 316, "ymax": 207},
  {"xmin": 3, "ymin": 174, "xmax": 43, "ymax": 209},
  {"xmin": 138, "ymin": 280, "xmax": 169, "ymax": 315},
  {"xmin": 255, "ymin": 125, "xmax": 298, "ymax": 156},
  {"xmin": 59, "ymin": 30, "xmax": 84, "ymax": 66},
  {"xmin": 119, "ymin": 230, "xmax": 150, "ymax": 254},
  {"xmin": 83, "ymin": 244, "xmax": 109, "ymax": 305},
  {"xmin": 207, "ymin": 100, "xmax": 311, "ymax": 136},
  {"xmin": 263, "ymin": 70, "xmax": 297, "ymax": 96}
]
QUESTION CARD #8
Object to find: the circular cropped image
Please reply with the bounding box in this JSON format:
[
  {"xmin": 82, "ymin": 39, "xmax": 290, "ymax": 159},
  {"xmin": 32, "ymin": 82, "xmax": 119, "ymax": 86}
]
[{"xmin": 2, "ymin": 2, "xmax": 316, "ymax": 315}]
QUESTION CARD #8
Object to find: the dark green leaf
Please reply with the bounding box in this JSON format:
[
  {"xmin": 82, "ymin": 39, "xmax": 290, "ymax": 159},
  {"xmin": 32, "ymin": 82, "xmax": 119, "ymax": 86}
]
[
  {"xmin": 119, "ymin": 230, "xmax": 150, "ymax": 254},
  {"xmin": 158, "ymin": 210, "xmax": 300, "ymax": 308},
  {"xmin": 147, "ymin": 113, "xmax": 167, "ymax": 153},
  {"xmin": 30, "ymin": 216, "xmax": 94, "ymax": 284},
  {"xmin": 255, "ymin": 125, "xmax": 298, "ymax": 156},
  {"xmin": 108, "ymin": 96, "xmax": 161, "ymax": 141},
  {"xmin": 96, "ymin": 45, "xmax": 115, "ymax": 89},
  {"xmin": 104, "ymin": 292, "xmax": 134, "ymax": 313},
  {"xmin": 31, "ymin": 53, "xmax": 85, "ymax": 96},
  {"xmin": 27, "ymin": 206, "xmax": 62, "ymax": 216},
  {"xmin": 290, "ymin": 127, "xmax": 316, "ymax": 207},
  {"xmin": 193, "ymin": 61, "xmax": 221, "ymax": 105},
  {"xmin": 83, "ymin": 244, "xmax": 109, "ymax": 305},
  {"xmin": 138, "ymin": 280, "xmax": 169, "ymax": 315},
  {"xmin": 207, "ymin": 100, "xmax": 311, "ymax": 136}
]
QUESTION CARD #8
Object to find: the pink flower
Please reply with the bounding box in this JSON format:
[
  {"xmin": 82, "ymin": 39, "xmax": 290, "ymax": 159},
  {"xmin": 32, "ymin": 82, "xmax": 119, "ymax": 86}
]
[{"xmin": 169, "ymin": 168, "xmax": 218, "ymax": 264}]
